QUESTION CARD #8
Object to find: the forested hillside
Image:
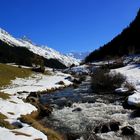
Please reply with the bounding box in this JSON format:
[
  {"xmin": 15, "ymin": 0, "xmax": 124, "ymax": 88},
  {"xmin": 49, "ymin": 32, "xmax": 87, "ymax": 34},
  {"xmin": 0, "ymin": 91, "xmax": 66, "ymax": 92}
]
[
  {"xmin": 85, "ymin": 9, "xmax": 140, "ymax": 62},
  {"xmin": 0, "ymin": 40, "xmax": 66, "ymax": 69}
]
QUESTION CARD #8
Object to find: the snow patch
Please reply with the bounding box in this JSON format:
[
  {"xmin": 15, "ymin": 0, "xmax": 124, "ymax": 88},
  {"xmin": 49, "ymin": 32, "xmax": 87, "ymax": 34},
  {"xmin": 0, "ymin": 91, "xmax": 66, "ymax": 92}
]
[
  {"xmin": 0, "ymin": 126, "xmax": 47, "ymax": 140},
  {"xmin": 128, "ymin": 91, "xmax": 140, "ymax": 106},
  {"xmin": 2, "ymin": 72, "xmax": 72, "ymax": 95}
]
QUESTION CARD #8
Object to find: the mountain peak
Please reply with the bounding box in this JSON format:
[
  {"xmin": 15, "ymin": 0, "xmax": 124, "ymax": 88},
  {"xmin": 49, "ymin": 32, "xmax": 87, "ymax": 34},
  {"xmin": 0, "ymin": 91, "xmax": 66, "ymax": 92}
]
[
  {"xmin": 20, "ymin": 35, "xmax": 33, "ymax": 44},
  {"xmin": 0, "ymin": 28, "xmax": 79, "ymax": 67},
  {"xmin": 0, "ymin": 28, "xmax": 11, "ymax": 37}
]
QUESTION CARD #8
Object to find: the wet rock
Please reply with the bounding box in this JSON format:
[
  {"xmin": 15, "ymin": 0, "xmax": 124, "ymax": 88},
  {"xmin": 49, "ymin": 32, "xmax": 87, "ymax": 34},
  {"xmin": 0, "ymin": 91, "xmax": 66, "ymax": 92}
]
[
  {"xmin": 73, "ymin": 84, "xmax": 79, "ymax": 88},
  {"xmin": 26, "ymin": 97, "xmax": 39, "ymax": 104},
  {"xmin": 66, "ymin": 100, "xmax": 73, "ymax": 107},
  {"xmin": 115, "ymin": 87, "xmax": 129, "ymax": 94},
  {"xmin": 87, "ymin": 100, "xmax": 95, "ymax": 103},
  {"xmin": 65, "ymin": 76, "xmax": 73, "ymax": 81},
  {"xmin": 12, "ymin": 121, "xmax": 23, "ymax": 128},
  {"xmin": 50, "ymin": 104, "xmax": 59, "ymax": 109},
  {"xmin": 26, "ymin": 92, "xmax": 41, "ymax": 102},
  {"xmin": 110, "ymin": 121, "xmax": 120, "ymax": 131},
  {"xmin": 55, "ymin": 97, "xmax": 67, "ymax": 108},
  {"xmin": 81, "ymin": 97, "xmax": 95, "ymax": 104},
  {"xmin": 94, "ymin": 125, "xmax": 102, "ymax": 134},
  {"xmin": 94, "ymin": 121, "xmax": 120, "ymax": 133},
  {"xmin": 27, "ymin": 96, "xmax": 53, "ymax": 117},
  {"xmin": 56, "ymin": 81, "xmax": 65, "ymax": 85},
  {"xmin": 130, "ymin": 110, "xmax": 140, "ymax": 118},
  {"xmin": 38, "ymin": 103, "xmax": 53, "ymax": 117},
  {"xmin": 94, "ymin": 124, "xmax": 109, "ymax": 133},
  {"xmin": 72, "ymin": 78, "xmax": 81, "ymax": 84},
  {"xmin": 52, "ymin": 96, "xmax": 59, "ymax": 100},
  {"xmin": 17, "ymin": 91, "xmax": 29, "ymax": 94},
  {"xmin": 72, "ymin": 107, "xmax": 82, "ymax": 112},
  {"xmin": 121, "ymin": 126, "xmax": 135, "ymax": 135},
  {"xmin": 66, "ymin": 133, "xmax": 80, "ymax": 140},
  {"xmin": 101, "ymin": 124, "xmax": 110, "ymax": 133}
]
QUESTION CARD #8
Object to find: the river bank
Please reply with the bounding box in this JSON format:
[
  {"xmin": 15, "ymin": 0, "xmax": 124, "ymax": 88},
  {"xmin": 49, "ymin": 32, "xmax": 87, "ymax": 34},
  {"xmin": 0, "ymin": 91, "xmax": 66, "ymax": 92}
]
[
  {"xmin": 39, "ymin": 65, "xmax": 140, "ymax": 140},
  {"xmin": 1, "ymin": 64, "xmax": 140, "ymax": 140},
  {"xmin": 0, "ymin": 66, "xmax": 73, "ymax": 140}
]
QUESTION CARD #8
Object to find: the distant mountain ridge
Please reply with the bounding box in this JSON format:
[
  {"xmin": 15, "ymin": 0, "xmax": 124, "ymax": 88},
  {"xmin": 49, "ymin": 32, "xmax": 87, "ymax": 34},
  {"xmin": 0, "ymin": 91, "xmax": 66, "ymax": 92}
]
[
  {"xmin": 0, "ymin": 28, "xmax": 79, "ymax": 68},
  {"xmin": 66, "ymin": 51, "xmax": 90, "ymax": 60},
  {"xmin": 85, "ymin": 9, "xmax": 140, "ymax": 62}
]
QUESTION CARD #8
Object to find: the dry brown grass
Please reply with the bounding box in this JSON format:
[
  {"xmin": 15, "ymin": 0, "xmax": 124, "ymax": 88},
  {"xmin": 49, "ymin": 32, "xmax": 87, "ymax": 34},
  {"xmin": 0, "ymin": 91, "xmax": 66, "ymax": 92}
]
[
  {"xmin": 9, "ymin": 100, "xmax": 17, "ymax": 104},
  {"xmin": 7, "ymin": 112, "xmax": 15, "ymax": 115},
  {"xmin": 0, "ymin": 113, "xmax": 7, "ymax": 120},
  {"xmin": 19, "ymin": 111, "xmax": 64, "ymax": 140},
  {"xmin": 91, "ymin": 68, "xmax": 126, "ymax": 93},
  {"xmin": 0, "ymin": 92, "xmax": 11, "ymax": 100},
  {"xmin": 0, "ymin": 63, "xmax": 32, "ymax": 88},
  {"xmin": 0, "ymin": 113, "xmax": 15, "ymax": 129},
  {"xmin": 11, "ymin": 130, "xmax": 31, "ymax": 137}
]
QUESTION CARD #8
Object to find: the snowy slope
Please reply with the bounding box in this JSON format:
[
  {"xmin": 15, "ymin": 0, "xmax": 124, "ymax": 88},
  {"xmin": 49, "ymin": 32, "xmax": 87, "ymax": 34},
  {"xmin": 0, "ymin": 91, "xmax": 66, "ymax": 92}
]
[{"xmin": 0, "ymin": 28, "xmax": 79, "ymax": 67}]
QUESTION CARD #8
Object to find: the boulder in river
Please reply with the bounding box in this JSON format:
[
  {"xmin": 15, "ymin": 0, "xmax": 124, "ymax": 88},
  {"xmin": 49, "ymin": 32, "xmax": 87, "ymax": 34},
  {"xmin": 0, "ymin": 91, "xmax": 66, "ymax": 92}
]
[
  {"xmin": 94, "ymin": 121, "xmax": 120, "ymax": 133},
  {"xmin": 121, "ymin": 126, "xmax": 135, "ymax": 135},
  {"xmin": 66, "ymin": 100, "xmax": 73, "ymax": 107},
  {"xmin": 56, "ymin": 81, "xmax": 65, "ymax": 85},
  {"xmin": 72, "ymin": 107, "xmax": 82, "ymax": 112},
  {"xmin": 66, "ymin": 133, "xmax": 80, "ymax": 140},
  {"xmin": 72, "ymin": 78, "xmax": 82, "ymax": 84},
  {"xmin": 65, "ymin": 76, "xmax": 73, "ymax": 81},
  {"xmin": 109, "ymin": 121, "xmax": 120, "ymax": 131}
]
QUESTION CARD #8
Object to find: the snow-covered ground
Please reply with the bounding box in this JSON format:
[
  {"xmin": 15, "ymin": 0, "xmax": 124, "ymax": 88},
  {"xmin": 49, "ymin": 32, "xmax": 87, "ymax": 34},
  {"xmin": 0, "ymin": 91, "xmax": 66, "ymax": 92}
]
[
  {"xmin": 115, "ymin": 64, "xmax": 140, "ymax": 106},
  {"xmin": 0, "ymin": 70, "xmax": 72, "ymax": 140},
  {"xmin": 1, "ymin": 62, "xmax": 140, "ymax": 140},
  {"xmin": 2, "ymin": 72, "xmax": 72, "ymax": 95},
  {"xmin": 0, "ymin": 125, "xmax": 47, "ymax": 140},
  {"xmin": 115, "ymin": 64, "xmax": 140, "ymax": 90}
]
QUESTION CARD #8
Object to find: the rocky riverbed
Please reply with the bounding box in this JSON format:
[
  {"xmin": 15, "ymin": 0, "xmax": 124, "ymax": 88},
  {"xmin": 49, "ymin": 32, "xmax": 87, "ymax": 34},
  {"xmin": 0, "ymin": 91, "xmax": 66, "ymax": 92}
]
[{"xmin": 39, "ymin": 77, "xmax": 140, "ymax": 140}]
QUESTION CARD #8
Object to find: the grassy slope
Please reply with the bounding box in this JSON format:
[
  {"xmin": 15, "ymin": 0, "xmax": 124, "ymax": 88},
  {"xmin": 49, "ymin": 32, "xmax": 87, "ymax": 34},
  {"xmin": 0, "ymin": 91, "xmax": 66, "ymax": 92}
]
[
  {"xmin": 0, "ymin": 64, "xmax": 63, "ymax": 140},
  {"xmin": 0, "ymin": 92, "xmax": 10, "ymax": 99},
  {"xmin": 0, "ymin": 64, "xmax": 32, "ymax": 128},
  {"xmin": 0, "ymin": 113, "xmax": 15, "ymax": 129},
  {"xmin": 0, "ymin": 64, "xmax": 32, "ymax": 88}
]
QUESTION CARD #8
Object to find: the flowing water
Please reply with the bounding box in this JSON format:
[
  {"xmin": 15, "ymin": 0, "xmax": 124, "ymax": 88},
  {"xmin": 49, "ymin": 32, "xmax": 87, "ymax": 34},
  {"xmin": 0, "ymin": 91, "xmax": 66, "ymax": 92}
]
[{"xmin": 40, "ymin": 77, "xmax": 140, "ymax": 140}]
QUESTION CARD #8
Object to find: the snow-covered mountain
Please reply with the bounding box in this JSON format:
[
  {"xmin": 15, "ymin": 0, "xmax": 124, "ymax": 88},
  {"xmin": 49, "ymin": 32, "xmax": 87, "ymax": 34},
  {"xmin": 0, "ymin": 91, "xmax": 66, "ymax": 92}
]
[
  {"xmin": 66, "ymin": 51, "xmax": 90, "ymax": 60},
  {"xmin": 0, "ymin": 28, "xmax": 79, "ymax": 67}
]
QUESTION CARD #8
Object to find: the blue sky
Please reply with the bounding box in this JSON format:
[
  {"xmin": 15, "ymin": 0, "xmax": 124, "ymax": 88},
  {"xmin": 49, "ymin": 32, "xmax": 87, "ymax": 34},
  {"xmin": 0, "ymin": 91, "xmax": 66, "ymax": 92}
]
[{"xmin": 0, "ymin": 0, "xmax": 140, "ymax": 53}]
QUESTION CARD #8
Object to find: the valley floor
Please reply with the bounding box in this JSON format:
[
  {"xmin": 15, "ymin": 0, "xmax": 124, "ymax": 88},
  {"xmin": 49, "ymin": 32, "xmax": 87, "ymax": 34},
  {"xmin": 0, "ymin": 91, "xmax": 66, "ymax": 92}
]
[{"xmin": 1, "ymin": 63, "xmax": 140, "ymax": 140}]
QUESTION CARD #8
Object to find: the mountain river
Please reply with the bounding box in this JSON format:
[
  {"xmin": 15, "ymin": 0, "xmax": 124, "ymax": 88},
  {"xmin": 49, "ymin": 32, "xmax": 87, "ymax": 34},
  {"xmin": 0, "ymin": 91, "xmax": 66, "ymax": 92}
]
[{"xmin": 40, "ymin": 77, "xmax": 140, "ymax": 140}]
